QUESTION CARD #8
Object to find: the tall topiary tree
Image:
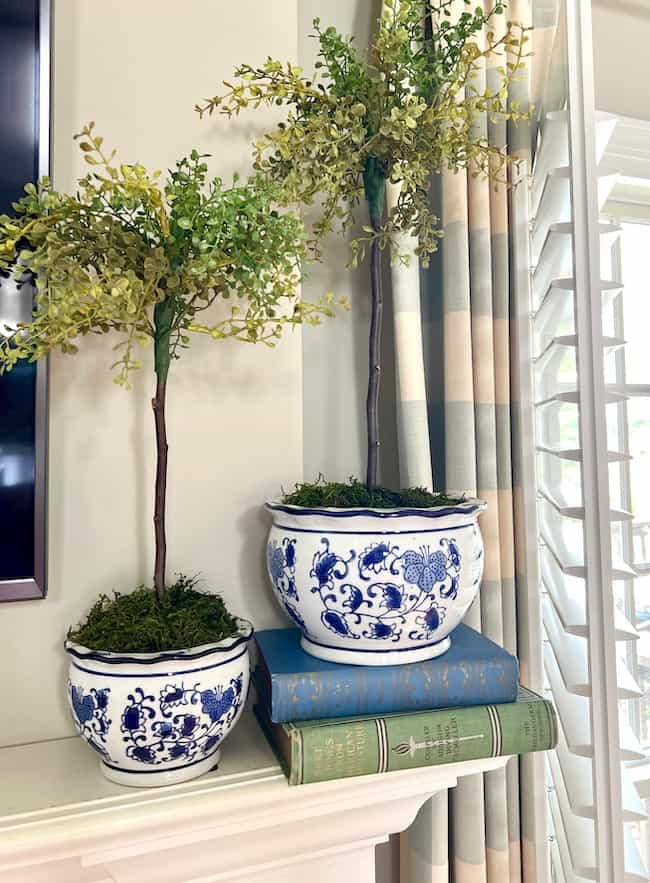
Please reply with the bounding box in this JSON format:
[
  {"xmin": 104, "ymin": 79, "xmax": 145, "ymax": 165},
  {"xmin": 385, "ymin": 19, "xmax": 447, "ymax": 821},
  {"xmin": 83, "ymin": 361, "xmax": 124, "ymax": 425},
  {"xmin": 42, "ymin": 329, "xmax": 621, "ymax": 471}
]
[
  {"xmin": 198, "ymin": 0, "xmax": 529, "ymax": 492},
  {"xmin": 0, "ymin": 126, "xmax": 338, "ymax": 600}
]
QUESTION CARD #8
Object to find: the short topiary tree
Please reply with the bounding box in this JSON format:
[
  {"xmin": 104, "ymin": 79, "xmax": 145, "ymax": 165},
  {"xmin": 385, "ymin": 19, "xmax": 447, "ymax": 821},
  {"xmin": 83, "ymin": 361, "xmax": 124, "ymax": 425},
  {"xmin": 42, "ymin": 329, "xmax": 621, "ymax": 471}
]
[
  {"xmin": 198, "ymin": 0, "xmax": 529, "ymax": 498},
  {"xmin": 0, "ymin": 126, "xmax": 338, "ymax": 645}
]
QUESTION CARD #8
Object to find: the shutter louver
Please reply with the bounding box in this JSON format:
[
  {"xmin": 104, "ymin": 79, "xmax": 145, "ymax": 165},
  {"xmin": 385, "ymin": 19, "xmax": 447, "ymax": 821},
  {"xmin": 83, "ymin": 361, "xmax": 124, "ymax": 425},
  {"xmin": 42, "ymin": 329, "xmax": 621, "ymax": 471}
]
[
  {"xmin": 543, "ymin": 598, "xmax": 641, "ymax": 699},
  {"xmin": 549, "ymin": 758, "xmax": 648, "ymax": 883},
  {"xmin": 531, "ymin": 2, "xmax": 648, "ymax": 880},
  {"xmin": 553, "ymin": 727, "xmax": 646, "ymax": 822},
  {"xmin": 542, "ymin": 550, "xmax": 639, "ymax": 640},
  {"xmin": 544, "ymin": 643, "xmax": 645, "ymax": 762}
]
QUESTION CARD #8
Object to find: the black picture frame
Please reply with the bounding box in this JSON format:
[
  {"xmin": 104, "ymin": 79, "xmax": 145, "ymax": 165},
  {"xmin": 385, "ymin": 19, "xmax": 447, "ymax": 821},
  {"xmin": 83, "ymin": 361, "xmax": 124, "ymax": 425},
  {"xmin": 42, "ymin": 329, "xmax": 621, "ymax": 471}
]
[{"xmin": 0, "ymin": 0, "xmax": 50, "ymax": 601}]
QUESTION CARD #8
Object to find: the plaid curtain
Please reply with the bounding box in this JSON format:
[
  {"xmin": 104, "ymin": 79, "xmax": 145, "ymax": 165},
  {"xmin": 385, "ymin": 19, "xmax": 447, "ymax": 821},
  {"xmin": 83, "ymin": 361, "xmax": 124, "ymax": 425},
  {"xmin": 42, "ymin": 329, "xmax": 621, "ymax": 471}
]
[{"xmin": 394, "ymin": 1, "xmax": 547, "ymax": 880}]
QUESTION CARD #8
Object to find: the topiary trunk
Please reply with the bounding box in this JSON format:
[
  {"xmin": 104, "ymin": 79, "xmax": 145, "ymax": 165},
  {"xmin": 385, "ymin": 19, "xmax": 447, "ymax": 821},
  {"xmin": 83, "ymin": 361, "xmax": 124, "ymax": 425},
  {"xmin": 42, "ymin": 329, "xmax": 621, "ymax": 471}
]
[
  {"xmin": 363, "ymin": 156, "xmax": 386, "ymax": 492},
  {"xmin": 152, "ymin": 297, "xmax": 175, "ymax": 598}
]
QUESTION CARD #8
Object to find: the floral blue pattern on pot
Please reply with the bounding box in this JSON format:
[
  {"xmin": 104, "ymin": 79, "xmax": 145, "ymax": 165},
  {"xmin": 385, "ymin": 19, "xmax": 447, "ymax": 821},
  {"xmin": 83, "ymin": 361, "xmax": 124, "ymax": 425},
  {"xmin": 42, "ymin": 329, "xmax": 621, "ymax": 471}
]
[
  {"xmin": 120, "ymin": 676, "xmax": 245, "ymax": 766},
  {"xmin": 268, "ymin": 536, "xmax": 462, "ymax": 644},
  {"xmin": 69, "ymin": 684, "xmax": 112, "ymax": 760},
  {"xmin": 65, "ymin": 627, "xmax": 252, "ymax": 786},
  {"xmin": 267, "ymin": 538, "xmax": 307, "ymax": 633}
]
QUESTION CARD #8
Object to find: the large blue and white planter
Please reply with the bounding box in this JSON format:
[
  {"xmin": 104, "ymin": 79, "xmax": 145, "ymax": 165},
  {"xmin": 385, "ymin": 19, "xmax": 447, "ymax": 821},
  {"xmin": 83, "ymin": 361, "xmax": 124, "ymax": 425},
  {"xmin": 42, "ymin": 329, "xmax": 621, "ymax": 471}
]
[
  {"xmin": 65, "ymin": 620, "xmax": 252, "ymax": 787},
  {"xmin": 266, "ymin": 500, "xmax": 487, "ymax": 666}
]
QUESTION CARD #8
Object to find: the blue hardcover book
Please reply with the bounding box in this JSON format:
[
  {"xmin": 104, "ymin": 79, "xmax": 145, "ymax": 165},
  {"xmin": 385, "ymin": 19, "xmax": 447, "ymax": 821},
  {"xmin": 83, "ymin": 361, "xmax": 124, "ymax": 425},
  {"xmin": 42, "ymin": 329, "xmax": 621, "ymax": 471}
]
[{"xmin": 254, "ymin": 624, "xmax": 519, "ymax": 723}]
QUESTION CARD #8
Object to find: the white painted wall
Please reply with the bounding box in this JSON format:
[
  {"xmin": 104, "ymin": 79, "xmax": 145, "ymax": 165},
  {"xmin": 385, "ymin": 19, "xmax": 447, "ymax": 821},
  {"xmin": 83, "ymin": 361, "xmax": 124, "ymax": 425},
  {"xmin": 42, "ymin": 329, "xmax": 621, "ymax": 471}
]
[
  {"xmin": 0, "ymin": 0, "xmax": 302, "ymax": 747},
  {"xmin": 592, "ymin": 1, "xmax": 650, "ymax": 121}
]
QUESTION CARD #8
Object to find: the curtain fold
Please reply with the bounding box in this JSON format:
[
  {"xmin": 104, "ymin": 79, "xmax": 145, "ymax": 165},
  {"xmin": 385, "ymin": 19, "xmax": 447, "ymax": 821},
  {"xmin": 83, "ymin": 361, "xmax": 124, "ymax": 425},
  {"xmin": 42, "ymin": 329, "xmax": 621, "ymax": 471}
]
[
  {"xmin": 395, "ymin": 1, "xmax": 538, "ymax": 880},
  {"xmin": 387, "ymin": 180, "xmax": 434, "ymax": 491}
]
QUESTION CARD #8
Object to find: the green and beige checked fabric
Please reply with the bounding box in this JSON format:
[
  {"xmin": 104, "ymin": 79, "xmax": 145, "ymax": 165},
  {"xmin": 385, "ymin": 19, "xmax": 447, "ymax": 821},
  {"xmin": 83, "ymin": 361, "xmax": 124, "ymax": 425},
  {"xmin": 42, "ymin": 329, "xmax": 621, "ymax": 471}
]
[
  {"xmin": 388, "ymin": 178, "xmax": 434, "ymax": 492},
  {"xmin": 394, "ymin": 1, "xmax": 550, "ymax": 881}
]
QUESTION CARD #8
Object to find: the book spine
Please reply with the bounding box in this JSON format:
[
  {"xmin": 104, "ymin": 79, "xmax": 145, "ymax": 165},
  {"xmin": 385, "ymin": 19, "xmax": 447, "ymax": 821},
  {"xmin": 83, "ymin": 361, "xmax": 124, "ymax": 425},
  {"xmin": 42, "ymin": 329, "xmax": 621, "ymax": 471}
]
[
  {"xmin": 288, "ymin": 699, "xmax": 557, "ymax": 785},
  {"xmin": 271, "ymin": 656, "xmax": 519, "ymax": 722}
]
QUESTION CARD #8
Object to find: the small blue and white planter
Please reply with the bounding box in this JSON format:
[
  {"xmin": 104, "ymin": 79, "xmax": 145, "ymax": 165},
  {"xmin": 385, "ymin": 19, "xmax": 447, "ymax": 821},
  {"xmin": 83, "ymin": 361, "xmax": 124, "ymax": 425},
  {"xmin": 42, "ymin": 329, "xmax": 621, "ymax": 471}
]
[
  {"xmin": 65, "ymin": 619, "xmax": 252, "ymax": 787},
  {"xmin": 266, "ymin": 500, "xmax": 486, "ymax": 666}
]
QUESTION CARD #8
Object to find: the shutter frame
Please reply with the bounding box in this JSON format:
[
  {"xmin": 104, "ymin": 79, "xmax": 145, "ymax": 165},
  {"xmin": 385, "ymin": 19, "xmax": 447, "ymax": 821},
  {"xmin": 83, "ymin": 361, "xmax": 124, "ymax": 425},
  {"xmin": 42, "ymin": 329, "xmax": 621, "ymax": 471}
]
[{"xmin": 531, "ymin": 2, "xmax": 648, "ymax": 880}]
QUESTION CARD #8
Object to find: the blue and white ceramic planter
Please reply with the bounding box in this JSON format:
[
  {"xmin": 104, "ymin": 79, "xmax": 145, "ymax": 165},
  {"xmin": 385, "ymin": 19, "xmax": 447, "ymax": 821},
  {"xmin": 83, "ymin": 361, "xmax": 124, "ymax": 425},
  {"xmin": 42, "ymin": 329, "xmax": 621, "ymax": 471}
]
[
  {"xmin": 64, "ymin": 619, "xmax": 252, "ymax": 787},
  {"xmin": 266, "ymin": 500, "xmax": 486, "ymax": 666}
]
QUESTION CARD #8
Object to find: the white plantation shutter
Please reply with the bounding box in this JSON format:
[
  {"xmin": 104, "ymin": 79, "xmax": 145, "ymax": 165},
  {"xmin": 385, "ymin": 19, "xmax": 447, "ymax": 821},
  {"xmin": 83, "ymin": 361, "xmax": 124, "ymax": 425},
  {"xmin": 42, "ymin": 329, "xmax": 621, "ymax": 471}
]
[{"xmin": 530, "ymin": 1, "xmax": 648, "ymax": 881}]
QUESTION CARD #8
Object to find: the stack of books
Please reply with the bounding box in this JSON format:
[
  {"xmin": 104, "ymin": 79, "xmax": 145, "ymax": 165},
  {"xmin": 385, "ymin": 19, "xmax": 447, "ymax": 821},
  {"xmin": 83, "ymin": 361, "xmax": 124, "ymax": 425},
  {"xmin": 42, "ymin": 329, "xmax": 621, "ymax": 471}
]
[{"xmin": 253, "ymin": 624, "xmax": 557, "ymax": 786}]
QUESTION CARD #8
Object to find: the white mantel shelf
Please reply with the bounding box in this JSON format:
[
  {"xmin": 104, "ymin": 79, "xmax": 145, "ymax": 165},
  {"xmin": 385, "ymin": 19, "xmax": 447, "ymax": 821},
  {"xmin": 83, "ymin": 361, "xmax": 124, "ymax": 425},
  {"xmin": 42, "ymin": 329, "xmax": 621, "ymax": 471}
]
[{"xmin": 0, "ymin": 713, "xmax": 510, "ymax": 883}]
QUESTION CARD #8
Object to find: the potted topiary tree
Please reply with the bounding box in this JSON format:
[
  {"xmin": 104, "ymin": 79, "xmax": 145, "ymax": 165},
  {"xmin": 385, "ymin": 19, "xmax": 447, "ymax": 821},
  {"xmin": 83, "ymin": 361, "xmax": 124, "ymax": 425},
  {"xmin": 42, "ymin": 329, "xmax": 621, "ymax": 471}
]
[
  {"xmin": 198, "ymin": 1, "xmax": 528, "ymax": 665},
  {"xmin": 0, "ymin": 126, "xmax": 338, "ymax": 784}
]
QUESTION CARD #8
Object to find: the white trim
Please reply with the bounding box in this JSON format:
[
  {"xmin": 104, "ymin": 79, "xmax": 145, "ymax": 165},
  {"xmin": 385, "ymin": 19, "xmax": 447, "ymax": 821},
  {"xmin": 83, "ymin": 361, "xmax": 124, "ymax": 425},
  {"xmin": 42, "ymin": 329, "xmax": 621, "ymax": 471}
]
[
  {"xmin": 566, "ymin": 1, "xmax": 626, "ymax": 880},
  {"xmin": 603, "ymin": 178, "xmax": 650, "ymax": 224},
  {"xmin": 602, "ymin": 116, "xmax": 650, "ymax": 181},
  {"xmin": 0, "ymin": 713, "xmax": 510, "ymax": 883},
  {"xmin": 513, "ymin": 153, "xmax": 551, "ymax": 882}
]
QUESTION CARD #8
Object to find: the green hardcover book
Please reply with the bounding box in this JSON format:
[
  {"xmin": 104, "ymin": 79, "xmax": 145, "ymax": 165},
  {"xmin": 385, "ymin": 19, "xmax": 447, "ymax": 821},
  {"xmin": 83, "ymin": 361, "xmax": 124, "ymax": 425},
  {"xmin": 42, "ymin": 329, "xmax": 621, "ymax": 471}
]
[{"xmin": 256, "ymin": 686, "xmax": 557, "ymax": 785}]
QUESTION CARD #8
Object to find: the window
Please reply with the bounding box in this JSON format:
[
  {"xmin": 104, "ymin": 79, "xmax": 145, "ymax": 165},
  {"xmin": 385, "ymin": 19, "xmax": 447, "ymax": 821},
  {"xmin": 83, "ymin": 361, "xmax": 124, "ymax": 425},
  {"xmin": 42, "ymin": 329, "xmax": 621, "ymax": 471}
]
[{"xmin": 530, "ymin": 4, "xmax": 649, "ymax": 877}]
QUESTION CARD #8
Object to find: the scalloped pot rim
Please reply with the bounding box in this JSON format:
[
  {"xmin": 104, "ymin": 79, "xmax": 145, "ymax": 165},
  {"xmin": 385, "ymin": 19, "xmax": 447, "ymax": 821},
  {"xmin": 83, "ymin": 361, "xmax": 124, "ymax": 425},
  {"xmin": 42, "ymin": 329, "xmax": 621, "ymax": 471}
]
[
  {"xmin": 64, "ymin": 617, "xmax": 254, "ymax": 666},
  {"xmin": 265, "ymin": 498, "xmax": 487, "ymax": 519}
]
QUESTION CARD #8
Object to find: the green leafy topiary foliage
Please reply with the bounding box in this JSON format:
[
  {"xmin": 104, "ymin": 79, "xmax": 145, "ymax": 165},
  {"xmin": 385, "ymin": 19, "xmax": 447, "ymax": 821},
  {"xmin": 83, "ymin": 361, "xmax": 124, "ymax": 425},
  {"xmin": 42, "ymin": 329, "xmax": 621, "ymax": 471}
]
[
  {"xmin": 0, "ymin": 129, "xmax": 343, "ymax": 625},
  {"xmin": 0, "ymin": 129, "xmax": 338, "ymax": 384},
  {"xmin": 199, "ymin": 0, "xmax": 530, "ymax": 492},
  {"xmin": 198, "ymin": 1, "xmax": 530, "ymax": 265},
  {"xmin": 68, "ymin": 575, "xmax": 241, "ymax": 654}
]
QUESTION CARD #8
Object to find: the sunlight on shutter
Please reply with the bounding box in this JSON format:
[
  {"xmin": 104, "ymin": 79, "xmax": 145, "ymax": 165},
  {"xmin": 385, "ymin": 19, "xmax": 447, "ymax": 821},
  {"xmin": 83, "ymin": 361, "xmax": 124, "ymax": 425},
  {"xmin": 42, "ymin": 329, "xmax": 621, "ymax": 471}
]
[{"xmin": 531, "ymin": 2, "xmax": 648, "ymax": 880}]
